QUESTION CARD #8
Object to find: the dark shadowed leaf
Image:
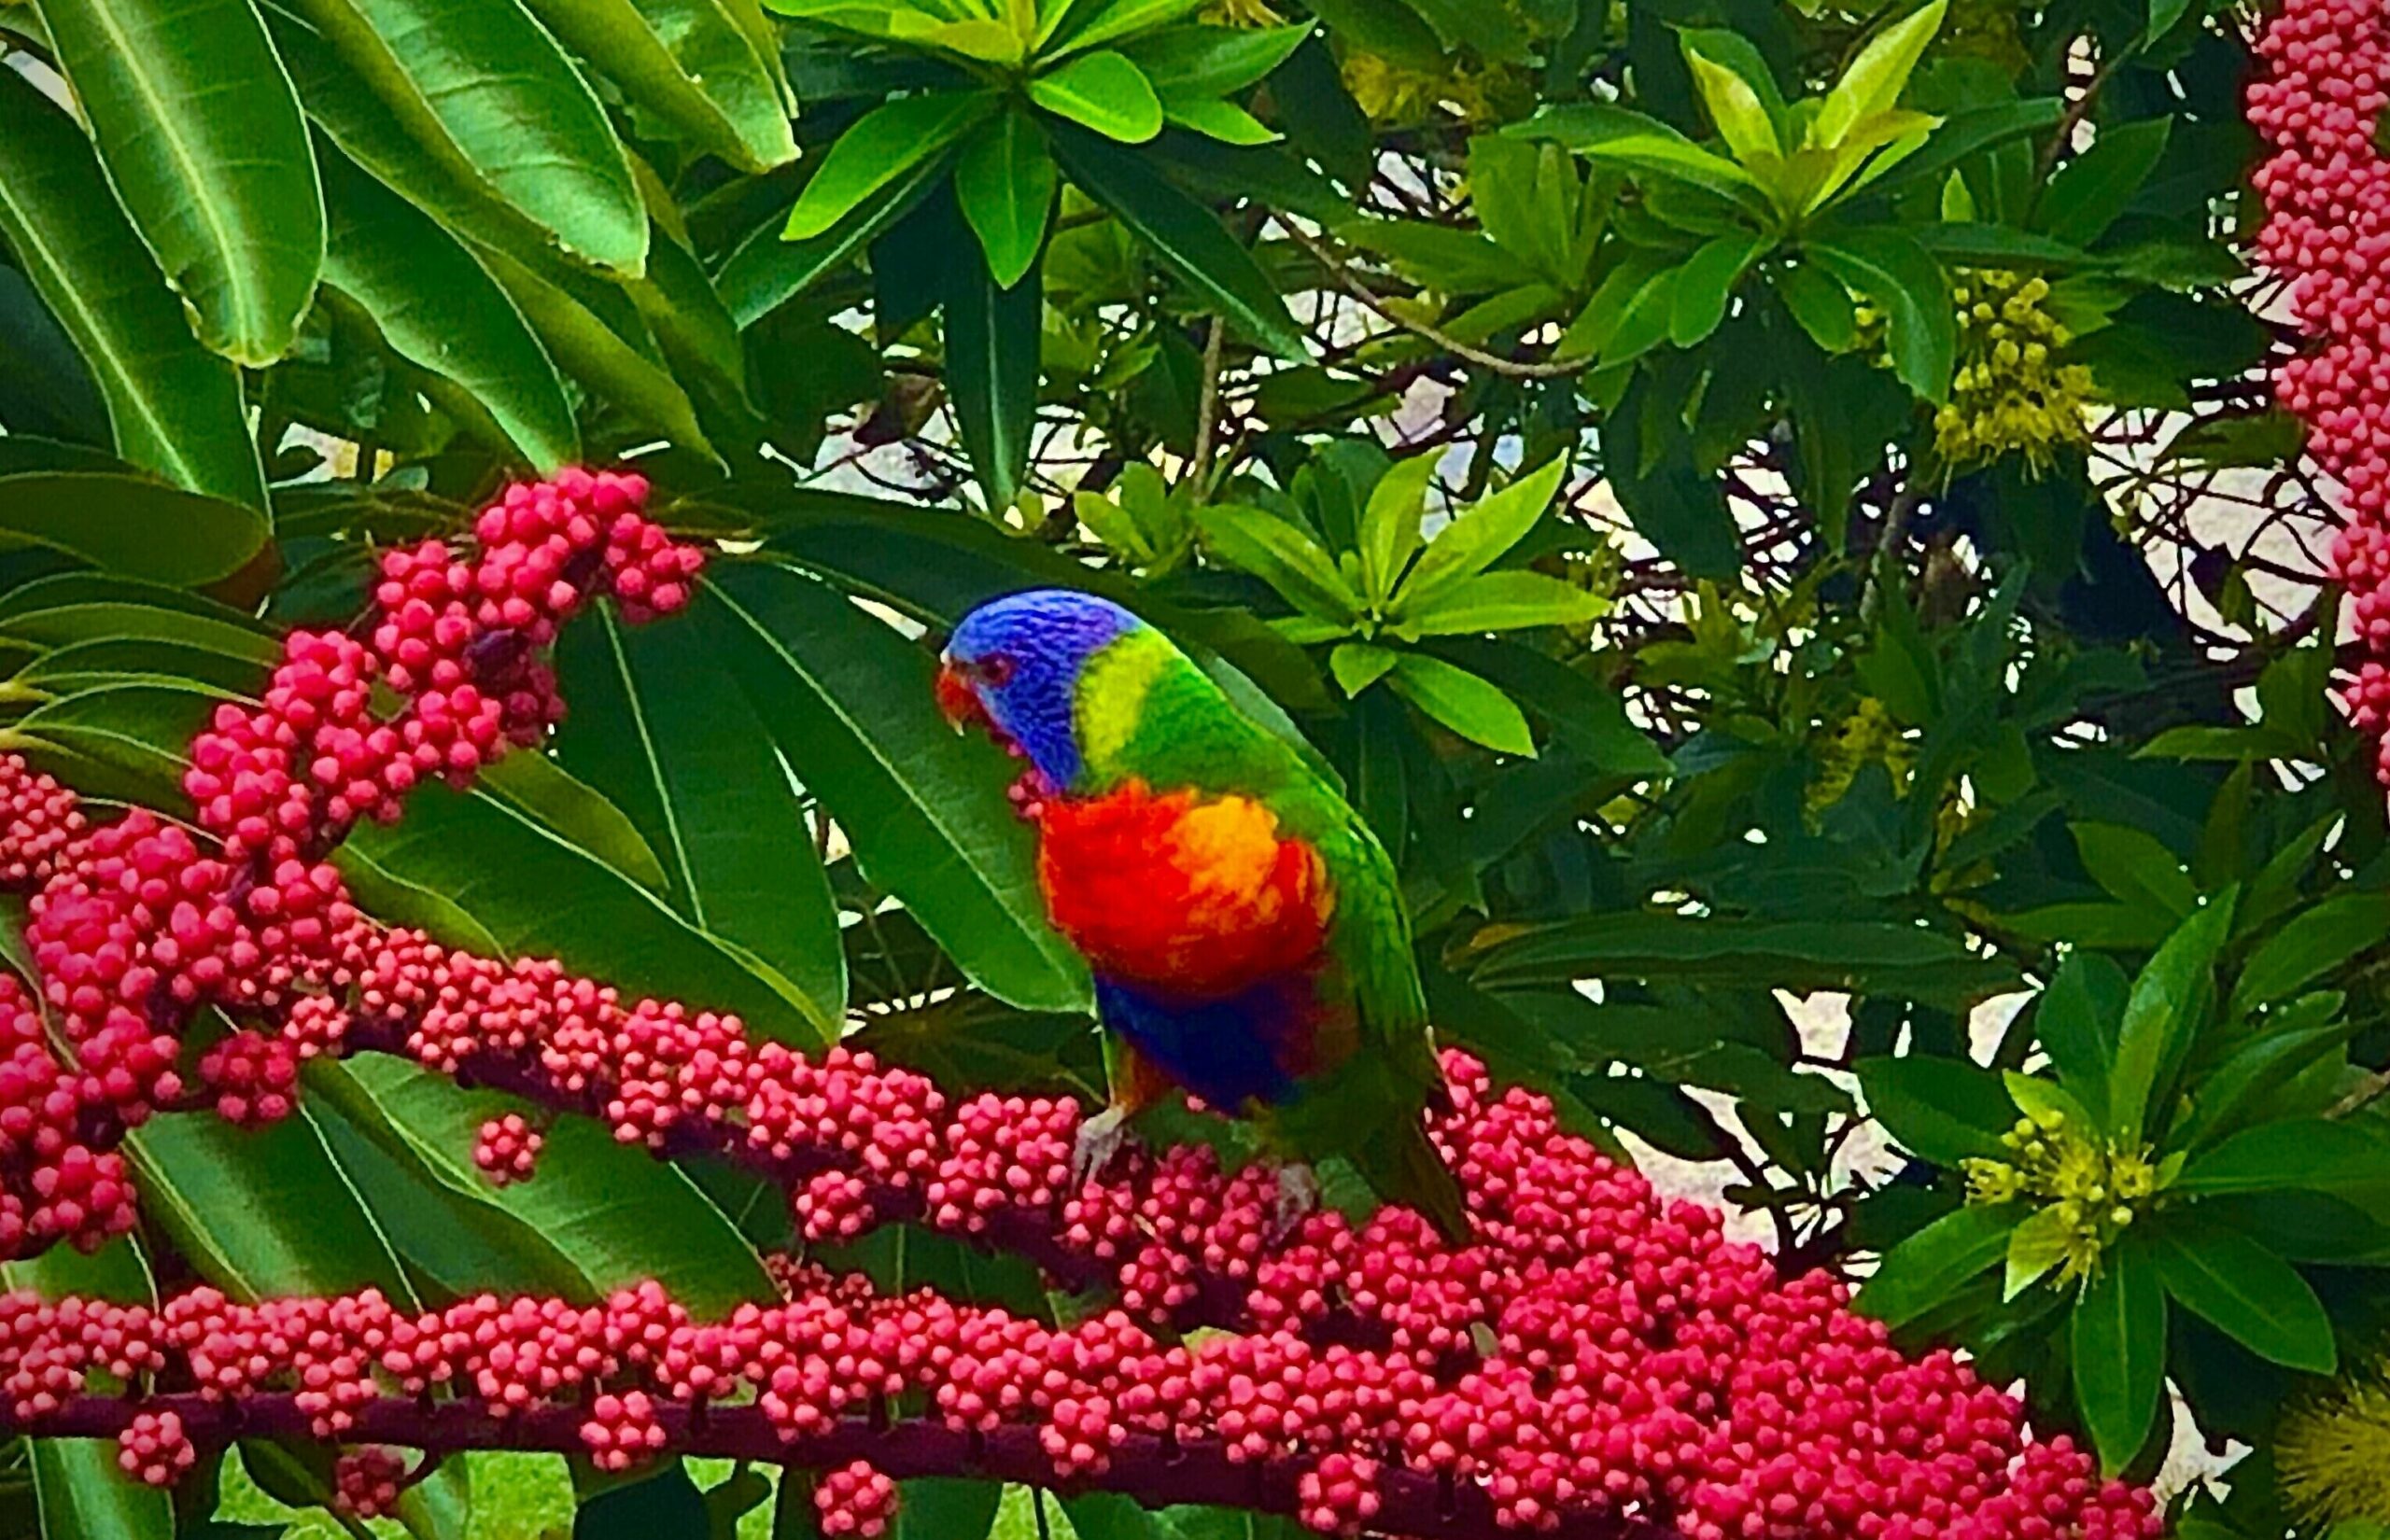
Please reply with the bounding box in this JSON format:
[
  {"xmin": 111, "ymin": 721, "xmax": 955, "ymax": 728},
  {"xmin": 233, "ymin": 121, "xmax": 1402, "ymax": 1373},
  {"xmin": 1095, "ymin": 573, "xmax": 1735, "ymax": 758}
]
[
  {"xmin": 2152, "ymin": 1218, "xmax": 2335, "ymax": 1372},
  {"xmin": 0, "ymin": 68, "xmax": 267, "ymax": 510},
  {"xmin": 947, "ymin": 248, "xmax": 1045, "ymax": 511},
  {"xmin": 1856, "ymin": 1055, "xmax": 2012, "ymax": 1164}
]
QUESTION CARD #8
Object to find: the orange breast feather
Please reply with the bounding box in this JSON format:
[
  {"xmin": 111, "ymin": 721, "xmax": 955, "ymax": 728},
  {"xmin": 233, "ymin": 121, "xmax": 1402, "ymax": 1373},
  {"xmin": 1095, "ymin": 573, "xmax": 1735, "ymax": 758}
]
[{"xmin": 1035, "ymin": 779, "xmax": 1334, "ymax": 1000}]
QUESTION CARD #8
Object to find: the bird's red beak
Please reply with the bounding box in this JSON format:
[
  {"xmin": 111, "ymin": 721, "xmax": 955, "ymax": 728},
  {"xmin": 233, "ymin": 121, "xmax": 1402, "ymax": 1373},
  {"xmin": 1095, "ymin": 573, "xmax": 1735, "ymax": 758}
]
[{"xmin": 935, "ymin": 659, "xmax": 988, "ymax": 732}]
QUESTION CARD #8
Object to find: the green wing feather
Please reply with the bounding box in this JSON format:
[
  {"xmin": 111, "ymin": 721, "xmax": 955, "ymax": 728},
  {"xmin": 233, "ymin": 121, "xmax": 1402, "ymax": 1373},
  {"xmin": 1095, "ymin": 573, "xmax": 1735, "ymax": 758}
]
[{"xmin": 1076, "ymin": 629, "xmax": 1468, "ymax": 1241}]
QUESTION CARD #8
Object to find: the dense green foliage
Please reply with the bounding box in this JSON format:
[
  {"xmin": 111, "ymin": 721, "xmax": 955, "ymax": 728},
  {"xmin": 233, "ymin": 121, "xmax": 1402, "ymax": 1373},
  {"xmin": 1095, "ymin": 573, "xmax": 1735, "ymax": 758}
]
[{"xmin": 0, "ymin": 0, "xmax": 2371, "ymax": 1533}]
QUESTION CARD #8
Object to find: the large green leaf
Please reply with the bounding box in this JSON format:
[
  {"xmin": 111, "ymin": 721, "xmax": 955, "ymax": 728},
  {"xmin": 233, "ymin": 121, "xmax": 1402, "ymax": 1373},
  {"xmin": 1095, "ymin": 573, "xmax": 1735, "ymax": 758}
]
[
  {"xmin": 274, "ymin": 0, "xmax": 647, "ymax": 272},
  {"xmin": 323, "ymin": 1056, "xmax": 775, "ymax": 1316},
  {"xmin": 555, "ymin": 598, "xmax": 848, "ymax": 1019},
  {"xmin": 2071, "ymin": 1241, "xmax": 2166, "ymax": 1475},
  {"xmin": 1031, "ymin": 50, "xmax": 1165, "ymax": 143},
  {"xmin": 1385, "ymin": 651, "xmax": 1536, "ymax": 756},
  {"xmin": 1469, "ymin": 914, "xmax": 2019, "ymax": 1004},
  {"xmin": 2177, "ymin": 1117, "xmax": 2390, "ymax": 1198},
  {"xmin": 956, "ymin": 107, "xmax": 1059, "ymax": 289},
  {"xmin": 1194, "ymin": 504, "xmax": 1361, "ymax": 623},
  {"xmin": 783, "ymin": 91, "xmax": 997, "ymax": 241},
  {"xmin": 473, "ymin": 241, "xmax": 714, "ymax": 456},
  {"xmin": 34, "ymin": 0, "xmax": 321, "ymax": 364},
  {"xmin": 2034, "ymin": 118, "xmax": 2171, "ymax": 249},
  {"xmin": 947, "ymin": 247, "xmax": 1045, "ymax": 511},
  {"xmin": 0, "ymin": 471, "xmax": 267, "ymax": 586},
  {"xmin": 2109, "ymin": 892, "xmax": 2234, "ymax": 1146},
  {"xmin": 717, "ymin": 150, "xmax": 948, "ymax": 327},
  {"xmin": 1805, "ymin": 228, "xmax": 1954, "ymax": 402},
  {"xmin": 317, "ymin": 141, "xmax": 579, "ymax": 470},
  {"xmin": 1048, "ymin": 123, "xmax": 1309, "ymax": 360},
  {"xmin": 1856, "ymin": 1055, "xmax": 2012, "ymax": 1165},
  {"xmin": 1855, "ymin": 1202, "xmax": 2011, "ymax": 1327},
  {"xmin": 126, "ymin": 1109, "xmax": 416, "ymax": 1298},
  {"xmin": 1, "ymin": 1240, "xmax": 172, "ymax": 1540},
  {"xmin": 0, "ymin": 68, "xmax": 266, "ymax": 510},
  {"xmin": 2151, "ymin": 1218, "xmax": 2335, "ymax": 1372},
  {"xmin": 1396, "ymin": 456, "xmax": 1568, "ymax": 609},
  {"xmin": 338, "ymin": 775, "xmax": 840, "ymax": 1043},
  {"xmin": 2232, "ymin": 891, "xmax": 2390, "ymax": 1012},
  {"xmin": 705, "ymin": 562, "xmax": 1092, "ymax": 1014},
  {"xmin": 515, "ymin": 0, "xmax": 796, "ymax": 171},
  {"xmin": 2033, "ymin": 949, "xmax": 2126, "ymax": 1125}
]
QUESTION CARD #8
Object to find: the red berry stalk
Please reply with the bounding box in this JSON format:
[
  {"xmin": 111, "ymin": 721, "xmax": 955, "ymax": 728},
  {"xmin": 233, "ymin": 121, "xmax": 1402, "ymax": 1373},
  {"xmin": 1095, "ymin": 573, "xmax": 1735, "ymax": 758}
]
[
  {"xmin": 2249, "ymin": 0, "xmax": 2390, "ymax": 779},
  {"xmin": 0, "ymin": 469, "xmax": 2163, "ymax": 1538}
]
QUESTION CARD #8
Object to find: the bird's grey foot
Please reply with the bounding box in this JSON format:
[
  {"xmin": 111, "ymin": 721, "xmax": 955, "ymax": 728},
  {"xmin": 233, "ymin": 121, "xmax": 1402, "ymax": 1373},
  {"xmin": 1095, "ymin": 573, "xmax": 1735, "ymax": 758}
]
[
  {"xmin": 1272, "ymin": 1162, "xmax": 1322, "ymax": 1242},
  {"xmin": 1073, "ymin": 1105, "xmax": 1135, "ymax": 1190}
]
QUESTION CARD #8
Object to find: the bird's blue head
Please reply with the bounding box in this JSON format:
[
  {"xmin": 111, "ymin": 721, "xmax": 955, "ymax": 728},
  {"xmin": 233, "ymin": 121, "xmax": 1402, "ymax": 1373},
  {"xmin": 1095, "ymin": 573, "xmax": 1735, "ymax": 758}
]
[{"xmin": 936, "ymin": 590, "xmax": 1142, "ymax": 790}]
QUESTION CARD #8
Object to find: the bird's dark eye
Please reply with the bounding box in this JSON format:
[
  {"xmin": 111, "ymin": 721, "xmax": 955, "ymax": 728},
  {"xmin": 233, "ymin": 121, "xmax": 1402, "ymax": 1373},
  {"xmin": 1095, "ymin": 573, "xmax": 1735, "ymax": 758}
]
[{"xmin": 982, "ymin": 653, "xmax": 1016, "ymax": 687}]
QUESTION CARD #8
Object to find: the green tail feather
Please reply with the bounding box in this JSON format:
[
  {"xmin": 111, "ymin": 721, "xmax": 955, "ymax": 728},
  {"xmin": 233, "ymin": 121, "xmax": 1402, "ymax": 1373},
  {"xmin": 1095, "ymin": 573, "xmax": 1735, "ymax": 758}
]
[{"xmin": 1353, "ymin": 1113, "xmax": 1469, "ymax": 1246}]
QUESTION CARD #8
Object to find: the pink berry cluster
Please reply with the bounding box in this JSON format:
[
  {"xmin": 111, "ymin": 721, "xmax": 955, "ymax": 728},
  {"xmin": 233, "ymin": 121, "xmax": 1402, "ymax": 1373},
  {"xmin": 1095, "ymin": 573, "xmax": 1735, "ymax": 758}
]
[
  {"xmin": 2248, "ymin": 0, "xmax": 2390, "ymax": 777},
  {"xmin": 0, "ymin": 1052, "xmax": 2161, "ymax": 1540},
  {"xmin": 0, "ymin": 464, "xmax": 2162, "ymax": 1538},
  {"xmin": 0, "ymin": 467, "xmax": 699, "ymax": 1256}
]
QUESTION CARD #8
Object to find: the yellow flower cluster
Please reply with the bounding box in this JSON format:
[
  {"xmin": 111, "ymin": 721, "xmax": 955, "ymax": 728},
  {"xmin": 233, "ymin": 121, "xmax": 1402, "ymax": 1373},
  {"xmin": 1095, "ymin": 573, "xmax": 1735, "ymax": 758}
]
[
  {"xmin": 2278, "ymin": 1377, "xmax": 2390, "ymax": 1526},
  {"xmin": 1963, "ymin": 1108, "xmax": 2158, "ymax": 1285},
  {"xmin": 1933, "ymin": 270, "xmax": 2099, "ymax": 474},
  {"xmin": 1807, "ymin": 697, "xmax": 1915, "ymax": 815}
]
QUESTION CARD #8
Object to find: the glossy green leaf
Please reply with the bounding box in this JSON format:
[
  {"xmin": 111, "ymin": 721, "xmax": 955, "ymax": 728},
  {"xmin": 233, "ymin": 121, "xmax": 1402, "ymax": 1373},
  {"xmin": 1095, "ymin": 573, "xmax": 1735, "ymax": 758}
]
[
  {"xmin": 1469, "ymin": 913, "xmax": 2020, "ymax": 1003},
  {"xmin": 2109, "ymin": 892, "xmax": 2234, "ymax": 1146},
  {"xmin": 478, "ymin": 749, "xmax": 670, "ymax": 895},
  {"xmin": 339, "ymin": 777, "xmax": 840, "ymax": 1043},
  {"xmin": 948, "ymin": 245, "xmax": 1045, "ymax": 511},
  {"xmin": 1163, "ymin": 97, "xmax": 1276, "ymax": 145},
  {"xmin": 0, "ymin": 471, "xmax": 267, "ymax": 586},
  {"xmin": 1855, "ymin": 1202, "xmax": 2011, "ymax": 1327},
  {"xmin": 515, "ymin": 0, "xmax": 796, "ymax": 170},
  {"xmin": 1195, "ymin": 504, "xmax": 1361, "ymax": 623},
  {"xmin": 474, "ymin": 241, "xmax": 714, "ymax": 457},
  {"xmin": 2, "ymin": 1240, "xmax": 172, "ymax": 1540},
  {"xmin": 1398, "ymin": 571, "xmax": 1607, "ymax": 636},
  {"xmin": 2233, "ymin": 891, "xmax": 2390, "ymax": 1012},
  {"xmin": 2035, "ymin": 118, "xmax": 2172, "ymax": 249},
  {"xmin": 325, "ymin": 1056, "xmax": 775, "ymax": 1316},
  {"xmin": 1356, "ymin": 454, "xmax": 1432, "ymax": 603},
  {"xmin": 2071, "ymin": 1241, "xmax": 2166, "ymax": 1475},
  {"xmin": 1032, "ymin": 50, "xmax": 1164, "ymax": 143},
  {"xmin": 1126, "ymin": 21, "xmax": 1310, "ymax": 96},
  {"xmin": 1680, "ymin": 35, "xmax": 1778, "ymax": 163},
  {"xmin": 555, "ymin": 598, "xmax": 847, "ymax": 1017},
  {"xmin": 1806, "ymin": 228, "xmax": 1953, "ymax": 401},
  {"xmin": 34, "ymin": 0, "xmax": 320, "ymax": 364},
  {"xmin": 1668, "ymin": 231, "xmax": 1772, "ymax": 346},
  {"xmin": 1397, "ymin": 455, "xmax": 1568, "ymax": 609},
  {"xmin": 1856, "ymin": 1055, "xmax": 2012, "ymax": 1165},
  {"xmin": 1772, "ymin": 262, "xmax": 1857, "ymax": 351},
  {"xmin": 2177, "ymin": 1117, "xmax": 2390, "ymax": 1197},
  {"xmin": 14, "ymin": 679, "xmax": 224, "ymax": 807},
  {"xmin": 1812, "ymin": 0, "xmax": 1946, "ymax": 149},
  {"xmin": 1049, "ymin": 124, "xmax": 1309, "ymax": 360},
  {"xmin": 128, "ymin": 1108, "xmax": 415, "ymax": 1298},
  {"xmin": 1385, "ymin": 651, "xmax": 1535, "ymax": 756},
  {"xmin": 2152, "ymin": 1218, "xmax": 2336, "ymax": 1372},
  {"xmin": 2003, "ymin": 1205, "xmax": 2073, "ymax": 1299},
  {"xmin": 317, "ymin": 142, "xmax": 579, "ymax": 470},
  {"xmin": 1329, "ymin": 639, "xmax": 1399, "ymax": 696},
  {"xmin": 706, "ymin": 562, "xmax": 1092, "ymax": 1013},
  {"xmin": 2072, "ymin": 821, "xmax": 2197, "ymax": 916},
  {"xmin": 784, "ymin": 92, "xmax": 997, "ymax": 241},
  {"xmin": 2034, "ymin": 948, "xmax": 2127, "ymax": 1123},
  {"xmin": 1048, "ymin": 0, "xmax": 1205, "ymax": 54},
  {"xmin": 957, "ymin": 110, "xmax": 1058, "ymax": 289},
  {"xmin": 1862, "ymin": 98, "xmax": 2063, "ymax": 199},
  {"xmin": 278, "ymin": 0, "xmax": 646, "ymax": 272},
  {"xmin": 2177, "ymin": 999, "xmax": 2357, "ymax": 1149},
  {"xmin": 719, "ymin": 149, "xmax": 949, "ymax": 327},
  {"xmin": 0, "ymin": 68, "xmax": 266, "ymax": 510},
  {"xmin": 1512, "ymin": 105, "xmax": 1766, "ymax": 211}
]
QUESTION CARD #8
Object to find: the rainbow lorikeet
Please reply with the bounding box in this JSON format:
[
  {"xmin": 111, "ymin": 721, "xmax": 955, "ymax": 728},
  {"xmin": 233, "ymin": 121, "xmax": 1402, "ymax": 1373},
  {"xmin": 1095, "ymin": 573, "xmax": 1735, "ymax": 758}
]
[{"xmin": 935, "ymin": 590, "xmax": 1469, "ymax": 1243}]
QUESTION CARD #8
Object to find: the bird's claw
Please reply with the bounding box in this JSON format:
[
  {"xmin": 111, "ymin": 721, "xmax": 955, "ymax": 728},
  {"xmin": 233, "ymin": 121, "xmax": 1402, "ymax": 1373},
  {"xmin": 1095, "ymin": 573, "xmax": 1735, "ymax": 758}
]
[
  {"xmin": 1073, "ymin": 1106, "xmax": 1135, "ymax": 1191},
  {"xmin": 1272, "ymin": 1163, "xmax": 1321, "ymax": 1243}
]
